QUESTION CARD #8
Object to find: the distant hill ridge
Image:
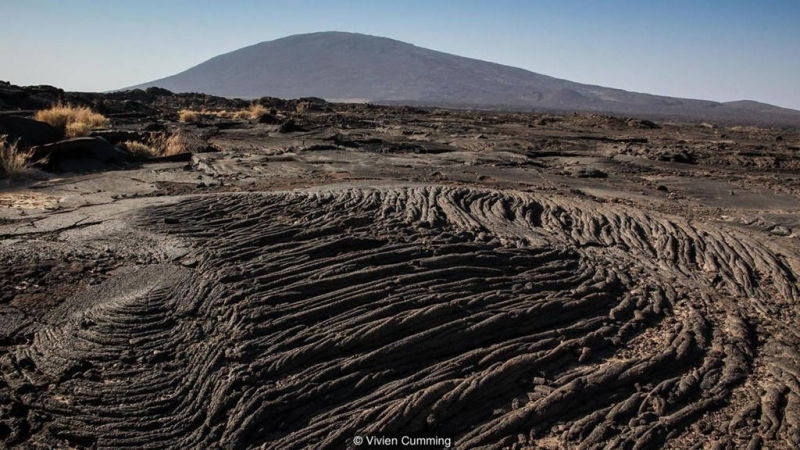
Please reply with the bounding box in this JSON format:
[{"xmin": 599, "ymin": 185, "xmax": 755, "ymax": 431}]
[{"xmin": 128, "ymin": 31, "xmax": 800, "ymax": 126}]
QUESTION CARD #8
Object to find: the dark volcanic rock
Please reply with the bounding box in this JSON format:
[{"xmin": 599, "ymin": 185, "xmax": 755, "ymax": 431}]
[
  {"xmin": 657, "ymin": 150, "xmax": 696, "ymax": 164},
  {"xmin": 144, "ymin": 122, "xmax": 167, "ymax": 131},
  {"xmin": 570, "ymin": 167, "xmax": 608, "ymax": 178},
  {"xmin": 1, "ymin": 80, "xmax": 800, "ymax": 450},
  {"xmin": 0, "ymin": 81, "xmax": 64, "ymax": 110},
  {"xmin": 4, "ymin": 187, "xmax": 795, "ymax": 449},
  {"xmin": 32, "ymin": 137, "xmax": 128, "ymax": 173},
  {"xmin": 627, "ymin": 118, "xmax": 660, "ymax": 129},
  {"xmin": 278, "ymin": 118, "xmax": 303, "ymax": 133},
  {"xmin": 257, "ymin": 113, "xmax": 280, "ymax": 124},
  {"xmin": 295, "ymin": 98, "xmax": 329, "ymax": 113},
  {"xmin": 0, "ymin": 115, "xmax": 60, "ymax": 147},
  {"xmin": 145, "ymin": 86, "xmax": 173, "ymax": 97},
  {"xmin": 90, "ymin": 130, "xmax": 150, "ymax": 146}
]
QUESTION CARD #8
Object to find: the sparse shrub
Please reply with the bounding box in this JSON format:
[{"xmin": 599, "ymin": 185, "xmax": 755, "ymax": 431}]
[
  {"xmin": 121, "ymin": 140, "xmax": 159, "ymax": 160},
  {"xmin": 65, "ymin": 121, "xmax": 91, "ymax": 137},
  {"xmin": 212, "ymin": 110, "xmax": 232, "ymax": 119},
  {"xmin": 178, "ymin": 109, "xmax": 201, "ymax": 123},
  {"xmin": 178, "ymin": 106, "xmax": 267, "ymax": 122},
  {"xmin": 295, "ymin": 101, "xmax": 312, "ymax": 114},
  {"xmin": 278, "ymin": 118, "xmax": 302, "ymax": 133},
  {"xmin": 164, "ymin": 131, "xmax": 204, "ymax": 155},
  {"xmin": 34, "ymin": 103, "xmax": 109, "ymax": 137},
  {"xmin": 150, "ymin": 131, "xmax": 204, "ymax": 156},
  {"xmin": 245, "ymin": 103, "xmax": 268, "ymax": 120},
  {"xmin": 232, "ymin": 109, "xmax": 250, "ymax": 120},
  {"xmin": 0, "ymin": 135, "xmax": 39, "ymax": 179},
  {"xmin": 199, "ymin": 105, "xmax": 268, "ymax": 121}
]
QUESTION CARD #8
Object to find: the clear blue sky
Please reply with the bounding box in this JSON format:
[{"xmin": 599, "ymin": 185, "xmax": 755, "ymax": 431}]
[{"xmin": 2, "ymin": 0, "xmax": 798, "ymax": 109}]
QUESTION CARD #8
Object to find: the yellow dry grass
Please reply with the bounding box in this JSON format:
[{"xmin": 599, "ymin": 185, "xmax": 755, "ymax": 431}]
[
  {"xmin": 121, "ymin": 140, "xmax": 160, "ymax": 160},
  {"xmin": 65, "ymin": 122, "xmax": 91, "ymax": 138},
  {"xmin": 34, "ymin": 103, "xmax": 109, "ymax": 137},
  {"xmin": 238, "ymin": 103, "xmax": 268, "ymax": 120},
  {"xmin": 0, "ymin": 135, "xmax": 37, "ymax": 179},
  {"xmin": 147, "ymin": 131, "xmax": 204, "ymax": 157},
  {"xmin": 231, "ymin": 109, "xmax": 250, "ymax": 120},
  {"xmin": 179, "ymin": 104, "xmax": 268, "ymax": 122},
  {"xmin": 178, "ymin": 109, "xmax": 201, "ymax": 123},
  {"xmin": 163, "ymin": 131, "xmax": 204, "ymax": 156},
  {"xmin": 0, "ymin": 191, "xmax": 59, "ymax": 209},
  {"xmin": 122, "ymin": 130, "xmax": 203, "ymax": 160}
]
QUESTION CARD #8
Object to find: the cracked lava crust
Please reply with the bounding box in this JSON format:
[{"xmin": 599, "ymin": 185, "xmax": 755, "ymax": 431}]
[{"xmin": 2, "ymin": 185, "xmax": 799, "ymax": 449}]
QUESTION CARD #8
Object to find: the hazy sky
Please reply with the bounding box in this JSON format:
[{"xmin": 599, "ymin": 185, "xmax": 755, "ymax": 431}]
[{"xmin": 2, "ymin": 0, "xmax": 798, "ymax": 109}]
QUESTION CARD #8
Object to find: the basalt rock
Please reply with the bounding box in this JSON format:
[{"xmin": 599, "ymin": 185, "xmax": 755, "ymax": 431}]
[
  {"xmin": 278, "ymin": 118, "xmax": 304, "ymax": 133},
  {"xmin": 32, "ymin": 137, "xmax": 128, "ymax": 172},
  {"xmin": 0, "ymin": 114, "xmax": 60, "ymax": 147},
  {"xmin": 2, "ymin": 186, "xmax": 797, "ymax": 449}
]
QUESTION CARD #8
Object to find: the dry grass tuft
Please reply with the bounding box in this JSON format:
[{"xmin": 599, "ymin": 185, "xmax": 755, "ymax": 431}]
[
  {"xmin": 231, "ymin": 109, "xmax": 250, "ymax": 120},
  {"xmin": 65, "ymin": 121, "xmax": 91, "ymax": 138},
  {"xmin": 232, "ymin": 103, "xmax": 268, "ymax": 120},
  {"xmin": 210, "ymin": 110, "xmax": 234, "ymax": 119},
  {"xmin": 0, "ymin": 135, "xmax": 39, "ymax": 179},
  {"xmin": 178, "ymin": 104, "xmax": 269, "ymax": 122},
  {"xmin": 121, "ymin": 140, "xmax": 160, "ymax": 160},
  {"xmin": 122, "ymin": 131, "xmax": 204, "ymax": 160},
  {"xmin": 34, "ymin": 103, "xmax": 109, "ymax": 137},
  {"xmin": 247, "ymin": 103, "xmax": 268, "ymax": 120},
  {"xmin": 163, "ymin": 131, "xmax": 204, "ymax": 156},
  {"xmin": 178, "ymin": 109, "xmax": 201, "ymax": 123},
  {"xmin": 149, "ymin": 131, "xmax": 204, "ymax": 157}
]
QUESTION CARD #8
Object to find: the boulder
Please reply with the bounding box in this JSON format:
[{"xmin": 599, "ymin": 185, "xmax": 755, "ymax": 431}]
[
  {"xmin": 144, "ymin": 122, "xmax": 167, "ymax": 132},
  {"xmin": 278, "ymin": 118, "xmax": 304, "ymax": 133},
  {"xmin": 144, "ymin": 86, "xmax": 173, "ymax": 97},
  {"xmin": 570, "ymin": 167, "xmax": 608, "ymax": 178},
  {"xmin": 32, "ymin": 137, "xmax": 128, "ymax": 173},
  {"xmin": 295, "ymin": 98, "xmax": 328, "ymax": 114},
  {"xmin": 0, "ymin": 82, "xmax": 63, "ymax": 110},
  {"xmin": 657, "ymin": 150, "xmax": 696, "ymax": 164},
  {"xmin": 258, "ymin": 113, "xmax": 281, "ymax": 124},
  {"xmin": 90, "ymin": 130, "xmax": 150, "ymax": 145},
  {"xmin": 0, "ymin": 114, "xmax": 60, "ymax": 147},
  {"xmin": 627, "ymin": 118, "xmax": 660, "ymax": 129}
]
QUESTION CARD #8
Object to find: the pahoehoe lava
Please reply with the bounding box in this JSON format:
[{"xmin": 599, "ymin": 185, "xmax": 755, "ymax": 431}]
[{"xmin": 2, "ymin": 185, "xmax": 799, "ymax": 449}]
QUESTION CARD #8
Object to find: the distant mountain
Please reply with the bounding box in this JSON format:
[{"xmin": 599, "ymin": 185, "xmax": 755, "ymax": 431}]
[{"xmin": 128, "ymin": 31, "xmax": 800, "ymax": 126}]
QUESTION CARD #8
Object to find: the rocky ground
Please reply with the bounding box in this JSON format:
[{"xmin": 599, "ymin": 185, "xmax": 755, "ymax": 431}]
[{"xmin": 1, "ymin": 83, "xmax": 800, "ymax": 449}]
